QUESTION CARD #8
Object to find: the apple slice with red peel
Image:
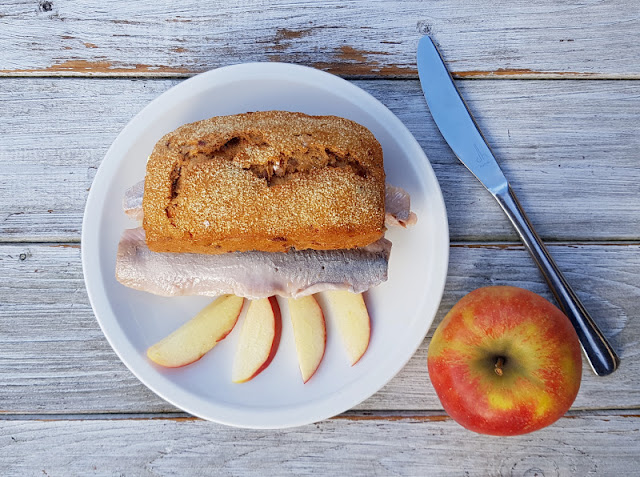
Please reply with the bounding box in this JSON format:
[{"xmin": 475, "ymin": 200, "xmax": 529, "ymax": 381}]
[
  {"xmin": 288, "ymin": 295, "xmax": 326, "ymax": 383},
  {"xmin": 147, "ymin": 294, "xmax": 244, "ymax": 368},
  {"xmin": 322, "ymin": 290, "xmax": 371, "ymax": 366},
  {"xmin": 232, "ymin": 297, "xmax": 282, "ymax": 383}
]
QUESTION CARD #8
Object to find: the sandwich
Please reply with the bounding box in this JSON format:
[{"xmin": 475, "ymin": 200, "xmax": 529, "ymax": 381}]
[{"xmin": 115, "ymin": 111, "xmax": 416, "ymax": 299}]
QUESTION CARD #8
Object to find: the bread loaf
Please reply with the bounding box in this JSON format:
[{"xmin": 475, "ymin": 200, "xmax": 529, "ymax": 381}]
[{"xmin": 143, "ymin": 111, "xmax": 386, "ymax": 254}]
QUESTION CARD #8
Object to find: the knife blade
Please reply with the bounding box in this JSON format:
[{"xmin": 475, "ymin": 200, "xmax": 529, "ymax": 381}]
[{"xmin": 417, "ymin": 35, "xmax": 619, "ymax": 376}]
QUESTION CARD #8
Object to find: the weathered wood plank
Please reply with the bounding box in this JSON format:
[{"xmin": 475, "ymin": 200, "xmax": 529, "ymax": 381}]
[
  {"xmin": 1, "ymin": 412, "xmax": 639, "ymax": 475},
  {"xmin": 1, "ymin": 242, "xmax": 636, "ymax": 414},
  {"xmin": 1, "ymin": 78, "xmax": 639, "ymax": 242},
  {"xmin": 1, "ymin": 0, "xmax": 639, "ymax": 78}
]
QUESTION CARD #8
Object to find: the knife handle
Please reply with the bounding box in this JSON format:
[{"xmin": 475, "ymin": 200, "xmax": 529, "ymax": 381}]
[{"xmin": 494, "ymin": 185, "xmax": 619, "ymax": 376}]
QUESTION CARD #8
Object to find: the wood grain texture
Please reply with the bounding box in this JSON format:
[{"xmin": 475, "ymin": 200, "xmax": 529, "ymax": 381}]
[
  {"xmin": 1, "ymin": 1, "xmax": 638, "ymax": 471},
  {"xmin": 1, "ymin": 413, "xmax": 639, "ymax": 475},
  {"xmin": 1, "ymin": 242, "xmax": 636, "ymax": 414},
  {"xmin": 1, "ymin": 78, "xmax": 639, "ymax": 242},
  {"xmin": 1, "ymin": 0, "xmax": 639, "ymax": 78}
]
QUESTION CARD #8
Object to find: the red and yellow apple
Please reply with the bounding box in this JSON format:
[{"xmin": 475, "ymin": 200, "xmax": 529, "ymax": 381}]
[
  {"xmin": 288, "ymin": 295, "xmax": 326, "ymax": 383},
  {"xmin": 428, "ymin": 286, "xmax": 582, "ymax": 436},
  {"xmin": 147, "ymin": 294, "xmax": 244, "ymax": 367},
  {"xmin": 322, "ymin": 290, "xmax": 371, "ymax": 366},
  {"xmin": 232, "ymin": 297, "xmax": 282, "ymax": 383}
]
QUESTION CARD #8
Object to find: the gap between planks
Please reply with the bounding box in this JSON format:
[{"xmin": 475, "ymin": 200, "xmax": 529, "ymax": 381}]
[
  {"xmin": 1, "ymin": 71, "xmax": 639, "ymax": 80},
  {"xmin": 1, "ymin": 409, "xmax": 639, "ymax": 422},
  {"xmin": 2, "ymin": 240, "xmax": 639, "ymax": 247}
]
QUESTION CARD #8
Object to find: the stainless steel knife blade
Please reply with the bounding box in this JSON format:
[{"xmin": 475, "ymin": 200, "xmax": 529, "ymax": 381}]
[
  {"xmin": 417, "ymin": 36, "xmax": 507, "ymax": 194},
  {"xmin": 417, "ymin": 35, "xmax": 619, "ymax": 376}
]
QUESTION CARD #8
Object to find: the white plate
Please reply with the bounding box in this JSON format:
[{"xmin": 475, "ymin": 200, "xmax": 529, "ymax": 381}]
[{"xmin": 82, "ymin": 63, "xmax": 449, "ymax": 429}]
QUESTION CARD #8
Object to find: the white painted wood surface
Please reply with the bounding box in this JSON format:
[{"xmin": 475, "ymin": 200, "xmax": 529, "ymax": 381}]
[
  {"xmin": 2, "ymin": 413, "xmax": 639, "ymax": 476},
  {"xmin": 2, "ymin": 0, "xmax": 640, "ymax": 473},
  {"xmin": 1, "ymin": 79, "xmax": 639, "ymax": 242},
  {"xmin": 1, "ymin": 243, "xmax": 636, "ymax": 414},
  {"xmin": 1, "ymin": 0, "xmax": 639, "ymax": 78}
]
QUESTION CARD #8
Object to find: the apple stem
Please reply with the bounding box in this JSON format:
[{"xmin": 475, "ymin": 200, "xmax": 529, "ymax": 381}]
[{"xmin": 494, "ymin": 357, "xmax": 505, "ymax": 376}]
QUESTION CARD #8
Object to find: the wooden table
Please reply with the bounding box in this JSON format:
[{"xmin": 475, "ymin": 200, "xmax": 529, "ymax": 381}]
[{"xmin": 2, "ymin": 1, "xmax": 639, "ymax": 474}]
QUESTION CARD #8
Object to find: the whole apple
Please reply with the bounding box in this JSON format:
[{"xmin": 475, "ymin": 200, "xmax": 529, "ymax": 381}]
[{"xmin": 428, "ymin": 286, "xmax": 582, "ymax": 436}]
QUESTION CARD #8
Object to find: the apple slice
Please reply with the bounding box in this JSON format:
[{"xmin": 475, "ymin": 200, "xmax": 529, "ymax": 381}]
[
  {"xmin": 147, "ymin": 294, "xmax": 244, "ymax": 368},
  {"xmin": 288, "ymin": 295, "xmax": 326, "ymax": 383},
  {"xmin": 322, "ymin": 290, "xmax": 371, "ymax": 366},
  {"xmin": 232, "ymin": 297, "xmax": 282, "ymax": 383}
]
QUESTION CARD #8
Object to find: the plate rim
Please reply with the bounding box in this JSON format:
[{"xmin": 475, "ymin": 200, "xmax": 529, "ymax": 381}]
[{"xmin": 82, "ymin": 62, "xmax": 449, "ymax": 428}]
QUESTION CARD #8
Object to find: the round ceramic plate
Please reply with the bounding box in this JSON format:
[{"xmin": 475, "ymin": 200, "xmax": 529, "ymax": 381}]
[{"xmin": 82, "ymin": 63, "xmax": 449, "ymax": 429}]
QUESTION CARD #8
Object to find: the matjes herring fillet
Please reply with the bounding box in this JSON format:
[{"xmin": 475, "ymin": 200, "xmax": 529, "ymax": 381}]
[{"xmin": 116, "ymin": 228, "xmax": 391, "ymax": 300}]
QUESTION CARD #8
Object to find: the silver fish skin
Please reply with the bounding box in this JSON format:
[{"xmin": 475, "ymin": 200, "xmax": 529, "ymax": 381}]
[
  {"xmin": 123, "ymin": 180, "xmax": 416, "ymax": 228},
  {"xmin": 385, "ymin": 184, "xmax": 418, "ymax": 228},
  {"xmin": 123, "ymin": 180, "xmax": 145, "ymax": 222},
  {"xmin": 116, "ymin": 228, "xmax": 391, "ymax": 299}
]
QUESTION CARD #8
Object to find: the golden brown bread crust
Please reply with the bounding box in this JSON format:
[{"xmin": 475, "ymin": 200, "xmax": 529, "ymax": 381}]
[{"xmin": 143, "ymin": 111, "xmax": 386, "ymax": 254}]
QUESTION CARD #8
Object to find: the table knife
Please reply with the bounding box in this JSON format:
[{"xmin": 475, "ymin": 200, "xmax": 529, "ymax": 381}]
[{"xmin": 417, "ymin": 35, "xmax": 619, "ymax": 376}]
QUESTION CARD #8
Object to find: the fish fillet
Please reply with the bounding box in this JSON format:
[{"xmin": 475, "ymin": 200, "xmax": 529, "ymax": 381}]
[
  {"xmin": 116, "ymin": 228, "xmax": 391, "ymax": 299},
  {"xmin": 123, "ymin": 180, "xmax": 416, "ymax": 227},
  {"xmin": 122, "ymin": 180, "xmax": 145, "ymax": 221},
  {"xmin": 384, "ymin": 184, "xmax": 418, "ymax": 228}
]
